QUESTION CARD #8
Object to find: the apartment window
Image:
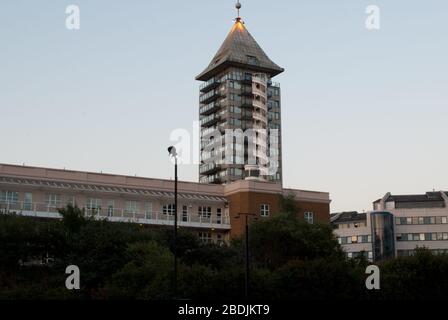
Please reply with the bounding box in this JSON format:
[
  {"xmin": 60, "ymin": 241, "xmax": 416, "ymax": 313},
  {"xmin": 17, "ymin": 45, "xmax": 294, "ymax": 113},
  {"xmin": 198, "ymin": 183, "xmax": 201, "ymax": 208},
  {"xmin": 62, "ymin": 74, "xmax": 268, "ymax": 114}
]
[
  {"xmin": 396, "ymin": 234, "xmax": 403, "ymax": 241},
  {"xmin": 368, "ymin": 252, "xmax": 373, "ymax": 260},
  {"xmin": 46, "ymin": 194, "xmax": 62, "ymax": 208},
  {"xmin": 406, "ymin": 217, "xmax": 412, "ymax": 225},
  {"xmin": 351, "ymin": 236, "xmax": 358, "ymax": 244},
  {"xmin": 437, "ymin": 233, "xmax": 444, "ymax": 241},
  {"xmin": 198, "ymin": 206, "xmax": 211, "ymax": 219},
  {"xmin": 304, "ymin": 212, "xmax": 314, "ymax": 224},
  {"xmin": 419, "ymin": 233, "xmax": 425, "ymax": 241},
  {"xmin": 66, "ymin": 195, "xmax": 75, "ymax": 206},
  {"xmin": 444, "ymin": 233, "xmax": 448, "ymax": 240},
  {"xmin": 125, "ymin": 201, "xmax": 139, "ymax": 215},
  {"xmin": 347, "ymin": 252, "xmax": 353, "ymax": 259},
  {"xmin": 418, "ymin": 217, "xmax": 424, "ymax": 225},
  {"xmin": 107, "ymin": 200, "xmax": 114, "ymax": 217},
  {"xmin": 86, "ymin": 198, "xmax": 102, "ymax": 214},
  {"xmin": 341, "ymin": 237, "xmax": 347, "ymax": 245},
  {"xmin": 24, "ymin": 193, "xmax": 33, "ymax": 210},
  {"xmin": 396, "ymin": 217, "xmax": 401, "ymax": 225},
  {"xmin": 216, "ymin": 208, "xmax": 222, "ymax": 224},
  {"xmin": 217, "ymin": 233, "xmax": 224, "ymax": 245},
  {"xmin": 260, "ymin": 204, "xmax": 270, "ymax": 217},
  {"xmin": 198, "ymin": 232, "xmax": 213, "ymax": 244},
  {"xmin": 408, "ymin": 234, "xmax": 414, "ymax": 241},
  {"xmin": 144, "ymin": 202, "xmax": 153, "ymax": 219},
  {"xmin": 442, "ymin": 217, "xmax": 448, "ymax": 224},
  {"xmin": 347, "ymin": 237, "xmax": 352, "ymax": 244},
  {"xmin": 182, "ymin": 206, "xmax": 188, "ymax": 222},
  {"xmin": 0, "ymin": 191, "xmax": 19, "ymax": 204},
  {"xmin": 162, "ymin": 204, "xmax": 175, "ymax": 216}
]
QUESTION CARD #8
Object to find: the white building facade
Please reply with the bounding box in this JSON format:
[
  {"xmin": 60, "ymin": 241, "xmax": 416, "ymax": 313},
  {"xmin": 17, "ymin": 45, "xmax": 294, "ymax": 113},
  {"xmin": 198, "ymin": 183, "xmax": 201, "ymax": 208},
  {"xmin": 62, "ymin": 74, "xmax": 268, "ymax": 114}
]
[{"xmin": 332, "ymin": 191, "xmax": 448, "ymax": 261}]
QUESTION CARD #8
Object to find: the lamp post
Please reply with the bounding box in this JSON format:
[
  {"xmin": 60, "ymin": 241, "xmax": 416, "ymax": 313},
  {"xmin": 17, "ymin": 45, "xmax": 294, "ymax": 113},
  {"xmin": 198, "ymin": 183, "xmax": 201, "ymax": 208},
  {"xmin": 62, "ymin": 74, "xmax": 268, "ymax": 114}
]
[
  {"xmin": 168, "ymin": 146, "xmax": 178, "ymax": 298},
  {"xmin": 235, "ymin": 212, "xmax": 257, "ymax": 299}
]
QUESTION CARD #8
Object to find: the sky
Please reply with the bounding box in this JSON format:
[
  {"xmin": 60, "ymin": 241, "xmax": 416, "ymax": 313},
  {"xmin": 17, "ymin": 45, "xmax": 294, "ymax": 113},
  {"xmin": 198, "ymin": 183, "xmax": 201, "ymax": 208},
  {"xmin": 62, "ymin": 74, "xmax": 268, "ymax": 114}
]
[{"xmin": 0, "ymin": 0, "xmax": 447, "ymax": 213}]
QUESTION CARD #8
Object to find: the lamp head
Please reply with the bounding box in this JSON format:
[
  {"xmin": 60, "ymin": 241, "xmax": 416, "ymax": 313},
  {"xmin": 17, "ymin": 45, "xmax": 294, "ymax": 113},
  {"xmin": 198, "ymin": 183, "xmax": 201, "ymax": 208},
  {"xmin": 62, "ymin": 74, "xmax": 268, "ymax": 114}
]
[{"xmin": 168, "ymin": 146, "xmax": 177, "ymax": 157}]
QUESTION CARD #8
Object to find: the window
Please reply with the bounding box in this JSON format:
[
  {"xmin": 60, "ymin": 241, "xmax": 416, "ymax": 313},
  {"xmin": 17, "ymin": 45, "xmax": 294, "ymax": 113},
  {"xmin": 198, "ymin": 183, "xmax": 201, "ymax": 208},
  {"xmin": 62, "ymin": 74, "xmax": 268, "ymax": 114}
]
[
  {"xmin": 396, "ymin": 234, "xmax": 403, "ymax": 241},
  {"xmin": 46, "ymin": 194, "xmax": 61, "ymax": 208},
  {"xmin": 442, "ymin": 217, "xmax": 448, "ymax": 224},
  {"xmin": 163, "ymin": 204, "xmax": 175, "ymax": 216},
  {"xmin": 217, "ymin": 234, "xmax": 224, "ymax": 245},
  {"xmin": 144, "ymin": 202, "xmax": 153, "ymax": 219},
  {"xmin": 216, "ymin": 208, "xmax": 222, "ymax": 224},
  {"xmin": 125, "ymin": 201, "xmax": 139, "ymax": 215},
  {"xmin": 406, "ymin": 217, "xmax": 412, "ymax": 225},
  {"xmin": 86, "ymin": 198, "xmax": 102, "ymax": 215},
  {"xmin": 24, "ymin": 193, "xmax": 33, "ymax": 210},
  {"xmin": 198, "ymin": 206, "xmax": 211, "ymax": 219},
  {"xmin": 304, "ymin": 211, "xmax": 314, "ymax": 224},
  {"xmin": 351, "ymin": 236, "xmax": 358, "ymax": 244},
  {"xmin": 107, "ymin": 200, "xmax": 114, "ymax": 217},
  {"xmin": 0, "ymin": 191, "xmax": 19, "ymax": 204},
  {"xmin": 182, "ymin": 206, "xmax": 188, "ymax": 222},
  {"xmin": 198, "ymin": 232, "xmax": 213, "ymax": 244},
  {"xmin": 260, "ymin": 204, "xmax": 270, "ymax": 217}
]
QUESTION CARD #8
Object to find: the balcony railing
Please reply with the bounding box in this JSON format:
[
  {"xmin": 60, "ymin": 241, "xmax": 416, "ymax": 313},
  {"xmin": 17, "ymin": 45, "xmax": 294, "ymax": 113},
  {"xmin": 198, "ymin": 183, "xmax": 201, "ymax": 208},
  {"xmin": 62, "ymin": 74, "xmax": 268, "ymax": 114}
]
[
  {"xmin": 200, "ymin": 78, "xmax": 220, "ymax": 93},
  {"xmin": 0, "ymin": 201, "xmax": 230, "ymax": 229},
  {"xmin": 199, "ymin": 101, "xmax": 221, "ymax": 116},
  {"xmin": 199, "ymin": 163, "xmax": 220, "ymax": 175},
  {"xmin": 199, "ymin": 90, "xmax": 221, "ymax": 104}
]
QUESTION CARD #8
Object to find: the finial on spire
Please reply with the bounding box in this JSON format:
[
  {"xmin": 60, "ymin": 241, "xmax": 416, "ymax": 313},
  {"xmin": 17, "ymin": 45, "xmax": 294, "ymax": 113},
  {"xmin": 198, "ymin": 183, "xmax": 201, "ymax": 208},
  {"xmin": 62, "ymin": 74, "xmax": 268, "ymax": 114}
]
[{"xmin": 235, "ymin": 1, "xmax": 241, "ymax": 19}]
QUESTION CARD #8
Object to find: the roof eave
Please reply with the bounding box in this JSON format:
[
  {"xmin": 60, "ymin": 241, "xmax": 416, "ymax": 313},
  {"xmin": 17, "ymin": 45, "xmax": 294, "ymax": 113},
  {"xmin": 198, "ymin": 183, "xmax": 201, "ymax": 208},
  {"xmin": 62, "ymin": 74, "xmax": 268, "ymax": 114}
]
[{"xmin": 196, "ymin": 61, "xmax": 284, "ymax": 81}]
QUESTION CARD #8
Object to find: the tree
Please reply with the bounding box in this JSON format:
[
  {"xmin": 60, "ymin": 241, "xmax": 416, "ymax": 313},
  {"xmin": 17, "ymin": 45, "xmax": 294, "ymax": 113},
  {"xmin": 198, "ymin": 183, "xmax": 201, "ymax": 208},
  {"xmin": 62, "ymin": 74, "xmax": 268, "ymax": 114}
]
[{"xmin": 249, "ymin": 213, "xmax": 344, "ymax": 270}]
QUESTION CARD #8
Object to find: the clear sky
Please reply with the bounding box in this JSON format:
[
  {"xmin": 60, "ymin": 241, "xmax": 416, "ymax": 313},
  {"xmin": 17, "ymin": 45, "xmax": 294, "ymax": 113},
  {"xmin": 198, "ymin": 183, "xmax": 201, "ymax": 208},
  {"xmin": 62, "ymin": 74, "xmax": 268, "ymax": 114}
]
[{"xmin": 1, "ymin": 0, "xmax": 447, "ymax": 213}]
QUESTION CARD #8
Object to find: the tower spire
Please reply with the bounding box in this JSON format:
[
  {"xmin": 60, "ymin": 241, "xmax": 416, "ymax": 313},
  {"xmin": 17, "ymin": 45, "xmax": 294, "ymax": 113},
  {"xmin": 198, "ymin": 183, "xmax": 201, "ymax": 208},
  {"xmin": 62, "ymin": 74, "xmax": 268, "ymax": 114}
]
[{"xmin": 235, "ymin": 1, "xmax": 242, "ymax": 20}]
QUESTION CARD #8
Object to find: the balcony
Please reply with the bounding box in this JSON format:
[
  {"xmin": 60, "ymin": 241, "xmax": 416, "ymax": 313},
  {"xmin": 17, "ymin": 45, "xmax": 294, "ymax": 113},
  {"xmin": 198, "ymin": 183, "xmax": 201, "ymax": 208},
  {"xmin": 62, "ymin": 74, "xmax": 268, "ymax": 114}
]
[
  {"xmin": 200, "ymin": 78, "xmax": 220, "ymax": 93},
  {"xmin": 199, "ymin": 90, "xmax": 221, "ymax": 104},
  {"xmin": 200, "ymin": 113, "xmax": 222, "ymax": 127},
  {"xmin": 0, "ymin": 201, "xmax": 230, "ymax": 230},
  {"xmin": 199, "ymin": 101, "xmax": 221, "ymax": 116},
  {"xmin": 200, "ymin": 163, "xmax": 220, "ymax": 175}
]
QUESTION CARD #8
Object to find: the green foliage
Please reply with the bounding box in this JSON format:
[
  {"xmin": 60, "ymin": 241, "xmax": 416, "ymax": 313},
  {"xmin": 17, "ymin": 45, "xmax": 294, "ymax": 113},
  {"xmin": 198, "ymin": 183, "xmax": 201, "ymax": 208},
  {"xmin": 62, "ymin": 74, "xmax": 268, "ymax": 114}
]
[
  {"xmin": 103, "ymin": 241, "xmax": 173, "ymax": 299},
  {"xmin": 2, "ymin": 205, "xmax": 448, "ymax": 300},
  {"xmin": 249, "ymin": 213, "xmax": 344, "ymax": 269}
]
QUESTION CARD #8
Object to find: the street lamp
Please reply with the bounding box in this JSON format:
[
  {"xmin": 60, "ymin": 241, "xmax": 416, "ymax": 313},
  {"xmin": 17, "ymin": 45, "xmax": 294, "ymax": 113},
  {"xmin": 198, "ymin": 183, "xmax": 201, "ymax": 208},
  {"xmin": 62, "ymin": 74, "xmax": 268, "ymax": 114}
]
[
  {"xmin": 234, "ymin": 212, "xmax": 257, "ymax": 299},
  {"xmin": 168, "ymin": 146, "xmax": 178, "ymax": 298}
]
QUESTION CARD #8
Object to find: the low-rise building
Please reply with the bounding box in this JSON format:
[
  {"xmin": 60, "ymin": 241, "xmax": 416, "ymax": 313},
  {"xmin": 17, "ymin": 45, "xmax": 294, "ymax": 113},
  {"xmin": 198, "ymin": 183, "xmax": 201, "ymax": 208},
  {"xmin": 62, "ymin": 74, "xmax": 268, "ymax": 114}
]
[
  {"xmin": 0, "ymin": 163, "xmax": 331, "ymax": 243},
  {"xmin": 332, "ymin": 191, "xmax": 448, "ymax": 261}
]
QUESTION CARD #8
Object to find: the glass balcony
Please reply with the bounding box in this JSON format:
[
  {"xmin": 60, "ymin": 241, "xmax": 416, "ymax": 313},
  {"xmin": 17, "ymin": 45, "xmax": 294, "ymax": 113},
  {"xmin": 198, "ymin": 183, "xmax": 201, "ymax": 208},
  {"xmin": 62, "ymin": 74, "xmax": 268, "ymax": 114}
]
[
  {"xmin": 199, "ymin": 163, "xmax": 220, "ymax": 175},
  {"xmin": 199, "ymin": 101, "xmax": 221, "ymax": 116},
  {"xmin": 199, "ymin": 90, "xmax": 221, "ymax": 104},
  {"xmin": 200, "ymin": 78, "xmax": 220, "ymax": 93}
]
